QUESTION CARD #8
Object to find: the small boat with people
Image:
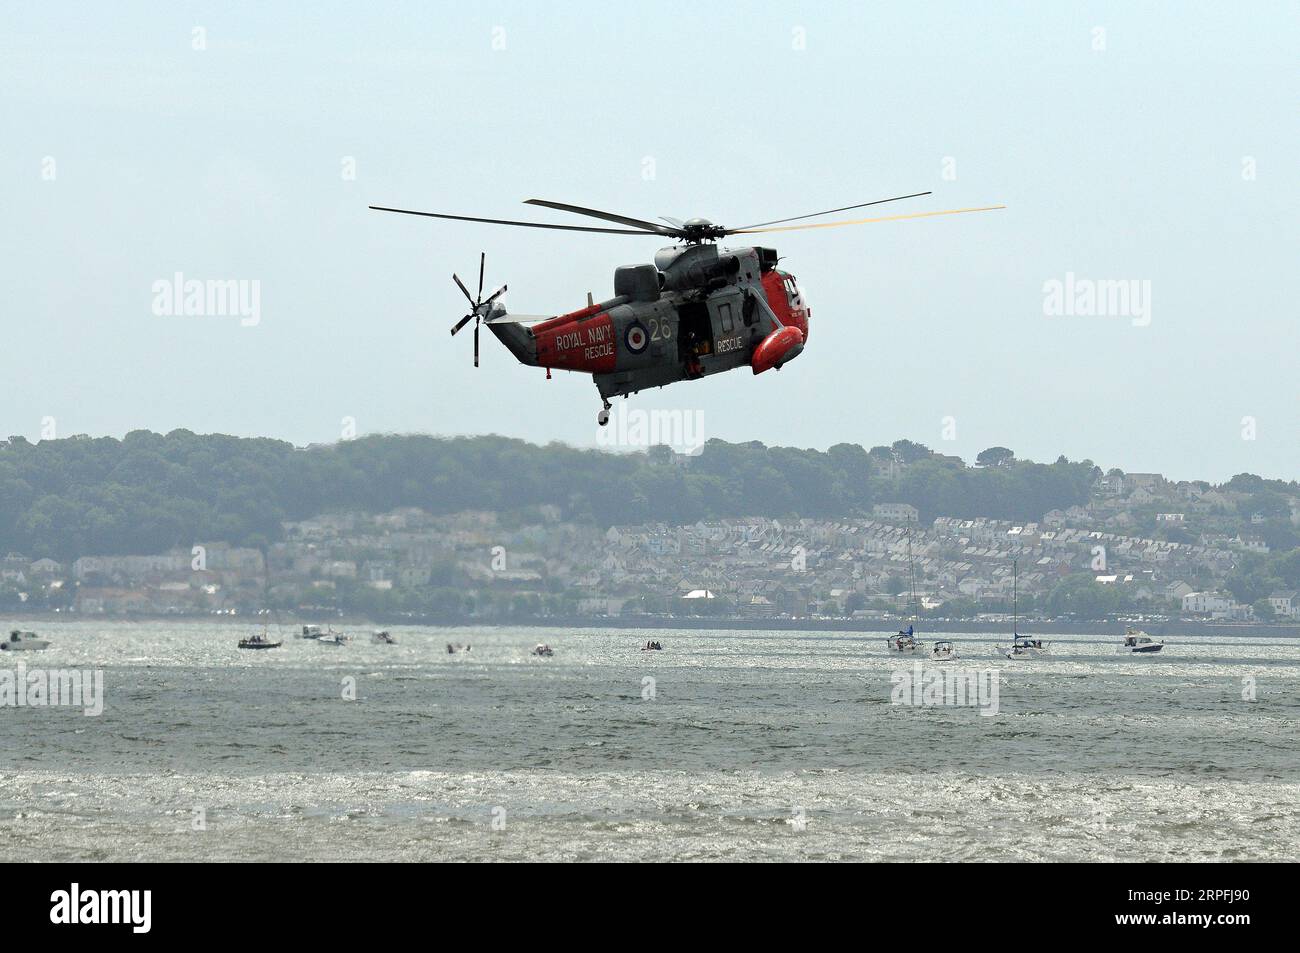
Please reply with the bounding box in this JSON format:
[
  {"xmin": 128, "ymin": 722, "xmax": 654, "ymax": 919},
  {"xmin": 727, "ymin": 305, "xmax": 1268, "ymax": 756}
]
[
  {"xmin": 372, "ymin": 629, "xmax": 397, "ymax": 645},
  {"xmin": 531, "ymin": 643, "xmax": 554, "ymax": 657},
  {"xmin": 446, "ymin": 642, "xmax": 471, "ymax": 654},
  {"xmin": 641, "ymin": 640, "xmax": 664, "ymax": 652},
  {"xmin": 1119, "ymin": 627, "xmax": 1164, "ymax": 654},
  {"xmin": 930, "ymin": 640, "xmax": 959, "ymax": 661},
  {"xmin": 238, "ymin": 632, "xmax": 282, "ymax": 650},
  {"xmin": 1003, "ymin": 637, "xmax": 1049, "ymax": 659},
  {"xmin": 1, "ymin": 629, "xmax": 50, "ymax": 651}
]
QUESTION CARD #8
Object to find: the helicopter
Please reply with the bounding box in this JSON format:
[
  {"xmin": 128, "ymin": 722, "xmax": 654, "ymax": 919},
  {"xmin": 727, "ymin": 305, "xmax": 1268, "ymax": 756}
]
[{"xmin": 369, "ymin": 192, "xmax": 1003, "ymax": 425}]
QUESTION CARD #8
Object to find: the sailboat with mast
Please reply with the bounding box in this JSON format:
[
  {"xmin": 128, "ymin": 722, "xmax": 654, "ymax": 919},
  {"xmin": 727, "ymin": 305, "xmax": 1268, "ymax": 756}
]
[
  {"xmin": 1000, "ymin": 558, "xmax": 1048, "ymax": 659},
  {"xmin": 886, "ymin": 529, "xmax": 926, "ymax": 653},
  {"xmin": 238, "ymin": 550, "xmax": 283, "ymax": 649}
]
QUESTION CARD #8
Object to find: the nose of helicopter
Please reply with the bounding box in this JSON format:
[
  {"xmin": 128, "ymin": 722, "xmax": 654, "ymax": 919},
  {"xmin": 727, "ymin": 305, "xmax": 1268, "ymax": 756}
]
[{"xmin": 762, "ymin": 268, "xmax": 809, "ymax": 342}]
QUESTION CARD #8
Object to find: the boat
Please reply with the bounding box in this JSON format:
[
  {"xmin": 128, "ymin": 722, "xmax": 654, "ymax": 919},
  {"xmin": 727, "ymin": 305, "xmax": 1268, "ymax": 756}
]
[
  {"xmin": 999, "ymin": 559, "xmax": 1049, "ymax": 659},
  {"xmin": 886, "ymin": 628, "xmax": 923, "ymax": 652},
  {"xmin": 531, "ymin": 643, "xmax": 554, "ymax": 657},
  {"xmin": 317, "ymin": 632, "xmax": 352, "ymax": 646},
  {"xmin": 886, "ymin": 530, "xmax": 927, "ymax": 653},
  {"xmin": 1120, "ymin": 627, "xmax": 1164, "ymax": 654},
  {"xmin": 446, "ymin": 643, "xmax": 471, "ymax": 654},
  {"xmin": 299, "ymin": 624, "xmax": 324, "ymax": 640},
  {"xmin": 641, "ymin": 640, "xmax": 664, "ymax": 651},
  {"xmin": 238, "ymin": 633, "xmax": 282, "ymax": 650},
  {"xmin": 1, "ymin": 630, "xmax": 50, "ymax": 651},
  {"xmin": 1004, "ymin": 636, "xmax": 1048, "ymax": 659},
  {"xmin": 372, "ymin": 629, "xmax": 397, "ymax": 645},
  {"xmin": 931, "ymin": 640, "xmax": 959, "ymax": 661}
]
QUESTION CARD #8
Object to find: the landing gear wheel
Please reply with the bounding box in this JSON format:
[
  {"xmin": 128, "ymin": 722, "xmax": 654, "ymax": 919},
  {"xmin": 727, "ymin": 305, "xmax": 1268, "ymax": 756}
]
[{"xmin": 598, "ymin": 409, "xmax": 610, "ymax": 427}]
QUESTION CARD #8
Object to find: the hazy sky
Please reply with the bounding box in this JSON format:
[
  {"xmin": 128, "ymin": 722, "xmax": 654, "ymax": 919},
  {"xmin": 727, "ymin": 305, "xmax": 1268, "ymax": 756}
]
[{"xmin": 3, "ymin": 2, "xmax": 1296, "ymax": 481}]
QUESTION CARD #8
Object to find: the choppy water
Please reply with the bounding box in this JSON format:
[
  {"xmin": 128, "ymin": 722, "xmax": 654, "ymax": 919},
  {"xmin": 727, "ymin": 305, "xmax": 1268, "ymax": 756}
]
[{"xmin": 1, "ymin": 621, "xmax": 1297, "ymax": 861}]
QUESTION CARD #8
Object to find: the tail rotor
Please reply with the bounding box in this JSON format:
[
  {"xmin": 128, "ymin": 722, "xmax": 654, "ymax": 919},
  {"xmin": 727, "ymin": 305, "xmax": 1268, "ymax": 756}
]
[{"xmin": 451, "ymin": 252, "xmax": 506, "ymax": 367}]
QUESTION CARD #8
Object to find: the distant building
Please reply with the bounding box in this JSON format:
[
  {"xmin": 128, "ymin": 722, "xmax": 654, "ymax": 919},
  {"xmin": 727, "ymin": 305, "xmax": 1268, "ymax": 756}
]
[
  {"xmin": 1235, "ymin": 534, "xmax": 1270, "ymax": 553},
  {"xmin": 1126, "ymin": 473, "xmax": 1166, "ymax": 492},
  {"xmin": 1093, "ymin": 474, "xmax": 1125, "ymax": 497},
  {"xmin": 1182, "ymin": 591, "xmax": 1235, "ymax": 617},
  {"xmin": 872, "ymin": 503, "xmax": 919, "ymax": 523},
  {"xmin": 1268, "ymin": 591, "xmax": 1300, "ymax": 619}
]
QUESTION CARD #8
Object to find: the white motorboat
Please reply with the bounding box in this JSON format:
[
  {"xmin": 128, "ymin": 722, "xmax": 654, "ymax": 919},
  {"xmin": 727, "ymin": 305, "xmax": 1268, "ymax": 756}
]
[
  {"xmin": 372, "ymin": 629, "xmax": 397, "ymax": 645},
  {"xmin": 1119, "ymin": 627, "xmax": 1164, "ymax": 654},
  {"xmin": 317, "ymin": 632, "xmax": 352, "ymax": 646},
  {"xmin": 299, "ymin": 624, "xmax": 324, "ymax": 640},
  {"xmin": 930, "ymin": 640, "xmax": 959, "ymax": 661},
  {"xmin": 1, "ymin": 630, "xmax": 50, "ymax": 651},
  {"xmin": 531, "ymin": 643, "xmax": 554, "ymax": 657}
]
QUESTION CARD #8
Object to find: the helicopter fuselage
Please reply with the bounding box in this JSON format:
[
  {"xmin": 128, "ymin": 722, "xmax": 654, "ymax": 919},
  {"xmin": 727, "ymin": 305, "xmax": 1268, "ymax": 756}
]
[{"xmin": 487, "ymin": 243, "xmax": 809, "ymax": 406}]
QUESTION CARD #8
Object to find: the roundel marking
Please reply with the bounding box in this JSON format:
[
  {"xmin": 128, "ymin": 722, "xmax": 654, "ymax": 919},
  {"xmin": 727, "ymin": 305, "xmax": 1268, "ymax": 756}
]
[{"xmin": 624, "ymin": 321, "xmax": 649, "ymax": 354}]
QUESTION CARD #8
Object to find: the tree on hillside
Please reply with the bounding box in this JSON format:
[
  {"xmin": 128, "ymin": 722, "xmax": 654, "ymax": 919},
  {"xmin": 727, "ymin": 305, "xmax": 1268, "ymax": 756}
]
[
  {"xmin": 976, "ymin": 447, "xmax": 1016, "ymax": 468},
  {"xmin": 890, "ymin": 439, "xmax": 933, "ymax": 464}
]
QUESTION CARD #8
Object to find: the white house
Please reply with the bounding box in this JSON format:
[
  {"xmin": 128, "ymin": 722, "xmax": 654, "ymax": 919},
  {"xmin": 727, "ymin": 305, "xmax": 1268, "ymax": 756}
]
[
  {"xmin": 1182, "ymin": 591, "xmax": 1234, "ymax": 615},
  {"xmin": 872, "ymin": 503, "xmax": 919, "ymax": 523},
  {"xmin": 1267, "ymin": 591, "xmax": 1300, "ymax": 619}
]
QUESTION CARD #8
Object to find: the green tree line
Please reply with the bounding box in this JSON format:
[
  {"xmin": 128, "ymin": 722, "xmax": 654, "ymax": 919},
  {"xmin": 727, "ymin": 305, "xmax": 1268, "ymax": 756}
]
[{"xmin": 0, "ymin": 430, "xmax": 1109, "ymax": 561}]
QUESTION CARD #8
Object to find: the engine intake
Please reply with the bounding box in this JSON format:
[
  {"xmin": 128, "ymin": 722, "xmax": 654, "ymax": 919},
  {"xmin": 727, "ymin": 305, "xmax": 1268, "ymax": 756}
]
[{"xmin": 662, "ymin": 253, "xmax": 740, "ymax": 292}]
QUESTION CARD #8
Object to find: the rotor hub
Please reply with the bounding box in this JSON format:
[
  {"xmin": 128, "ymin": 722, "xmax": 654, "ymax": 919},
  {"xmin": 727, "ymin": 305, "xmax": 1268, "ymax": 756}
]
[{"xmin": 679, "ymin": 218, "xmax": 726, "ymax": 244}]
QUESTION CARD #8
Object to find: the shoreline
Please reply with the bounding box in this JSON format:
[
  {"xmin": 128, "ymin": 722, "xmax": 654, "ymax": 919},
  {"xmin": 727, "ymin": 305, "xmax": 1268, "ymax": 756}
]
[{"xmin": 6, "ymin": 612, "xmax": 1299, "ymax": 639}]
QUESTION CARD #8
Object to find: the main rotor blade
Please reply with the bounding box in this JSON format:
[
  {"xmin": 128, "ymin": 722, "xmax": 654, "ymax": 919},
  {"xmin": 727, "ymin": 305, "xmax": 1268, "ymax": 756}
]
[
  {"xmin": 729, "ymin": 192, "xmax": 933, "ymax": 231},
  {"xmin": 483, "ymin": 284, "xmax": 507, "ymax": 306},
  {"xmin": 473, "ymin": 321, "xmax": 480, "ymax": 367},
  {"xmin": 477, "ymin": 252, "xmax": 485, "ymax": 300},
  {"xmin": 453, "ymin": 273, "xmax": 475, "ymax": 306},
  {"xmin": 369, "ymin": 206, "xmax": 658, "ymax": 235},
  {"xmin": 524, "ymin": 199, "xmax": 672, "ymax": 235},
  {"xmin": 731, "ymin": 205, "xmax": 1006, "ymax": 234},
  {"xmin": 451, "ymin": 313, "xmax": 474, "ymax": 336}
]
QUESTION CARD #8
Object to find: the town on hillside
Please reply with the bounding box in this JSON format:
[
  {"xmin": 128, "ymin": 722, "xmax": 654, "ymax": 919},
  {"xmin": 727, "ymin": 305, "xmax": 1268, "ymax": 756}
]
[{"xmin": 5, "ymin": 464, "xmax": 1299, "ymax": 626}]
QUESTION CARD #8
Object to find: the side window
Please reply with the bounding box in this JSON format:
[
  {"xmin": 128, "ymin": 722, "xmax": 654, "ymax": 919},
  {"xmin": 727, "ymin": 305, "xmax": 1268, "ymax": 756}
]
[{"xmin": 719, "ymin": 302, "xmax": 734, "ymax": 333}]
